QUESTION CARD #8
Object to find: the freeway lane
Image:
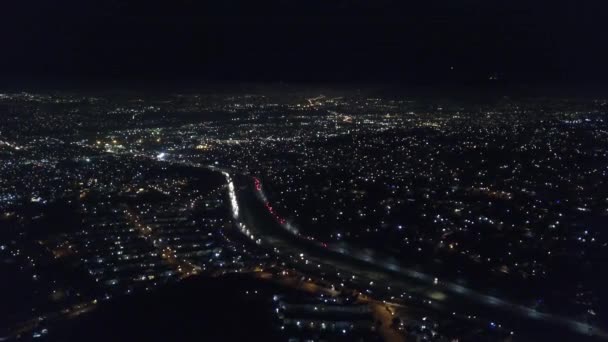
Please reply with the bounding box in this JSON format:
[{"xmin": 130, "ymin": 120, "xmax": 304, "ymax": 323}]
[
  {"xmin": 228, "ymin": 173, "xmax": 608, "ymax": 341},
  {"xmin": 107, "ymin": 154, "xmax": 607, "ymax": 341}
]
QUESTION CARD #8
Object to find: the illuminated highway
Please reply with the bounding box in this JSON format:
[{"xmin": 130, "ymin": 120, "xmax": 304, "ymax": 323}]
[
  {"xmin": 110, "ymin": 152, "xmax": 608, "ymax": 340},
  {"xmin": 224, "ymin": 171, "xmax": 608, "ymax": 341}
]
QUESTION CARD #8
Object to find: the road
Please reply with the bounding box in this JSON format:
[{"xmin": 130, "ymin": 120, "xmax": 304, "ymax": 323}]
[
  {"xmin": 99, "ymin": 153, "xmax": 608, "ymax": 341},
  {"xmin": 252, "ymin": 270, "xmax": 405, "ymax": 342},
  {"xmin": 225, "ymin": 172, "xmax": 607, "ymax": 341}
]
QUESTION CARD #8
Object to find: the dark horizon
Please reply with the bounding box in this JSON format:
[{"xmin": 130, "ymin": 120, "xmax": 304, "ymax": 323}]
[{"xmin": 2, "ymin": 0, "xmax": 608, "ymax": 86}]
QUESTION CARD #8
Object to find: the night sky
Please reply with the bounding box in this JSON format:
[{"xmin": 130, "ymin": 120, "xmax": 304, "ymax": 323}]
[{"xmin": 2, "ymin": 0, "xmax": 607, "ymax": 85}]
